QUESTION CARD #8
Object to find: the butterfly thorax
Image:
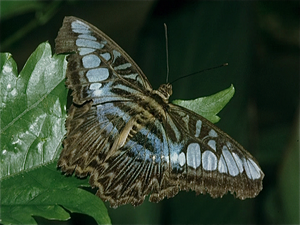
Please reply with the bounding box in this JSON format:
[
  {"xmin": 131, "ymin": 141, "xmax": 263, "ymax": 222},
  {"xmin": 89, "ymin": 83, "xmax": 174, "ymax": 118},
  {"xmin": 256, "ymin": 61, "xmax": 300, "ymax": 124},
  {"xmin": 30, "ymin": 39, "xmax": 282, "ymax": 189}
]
[
  {"xmin": 152, "ymin": 83, "xmax": 172, "ymax": 103},
  {"xmin": 128, "ymin": 83, "xmax": 172, "ymax": 127}
]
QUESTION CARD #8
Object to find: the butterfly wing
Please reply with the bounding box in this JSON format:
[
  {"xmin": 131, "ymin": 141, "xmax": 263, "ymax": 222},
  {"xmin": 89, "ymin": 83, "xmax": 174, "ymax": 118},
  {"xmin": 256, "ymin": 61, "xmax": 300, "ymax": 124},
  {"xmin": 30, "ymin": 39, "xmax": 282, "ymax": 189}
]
[
  {"xmin": 164, "ymin": 103, "xmax": 264, "ymax": 199},
  {"xmin": 55, "ymin": 16, "xmax": 263, "ymax": 208},
  {"xmin": 55, "ymin": 16, "xmax": 152, "ymax": 106}
]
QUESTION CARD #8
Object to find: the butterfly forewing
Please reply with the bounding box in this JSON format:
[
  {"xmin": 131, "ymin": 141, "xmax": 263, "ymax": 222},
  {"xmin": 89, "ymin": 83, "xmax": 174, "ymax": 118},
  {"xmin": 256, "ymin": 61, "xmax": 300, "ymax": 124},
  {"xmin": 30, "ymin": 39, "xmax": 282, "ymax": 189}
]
[
  {"xmin": 55, "ymin": 16, "xmax": 264, "ymax": 208},
  {"xmin": 55, "ymin": 17, "xmax": 152, "ymax": 105}
]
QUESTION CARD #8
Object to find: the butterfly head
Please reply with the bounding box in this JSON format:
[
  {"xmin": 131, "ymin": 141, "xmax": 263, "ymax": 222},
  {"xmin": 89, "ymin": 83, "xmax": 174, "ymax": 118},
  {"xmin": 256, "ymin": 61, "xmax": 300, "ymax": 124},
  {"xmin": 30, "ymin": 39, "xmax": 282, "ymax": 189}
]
[{"xmin": 154, "ymin": 83, "xmax": 172, "ymax": 103}]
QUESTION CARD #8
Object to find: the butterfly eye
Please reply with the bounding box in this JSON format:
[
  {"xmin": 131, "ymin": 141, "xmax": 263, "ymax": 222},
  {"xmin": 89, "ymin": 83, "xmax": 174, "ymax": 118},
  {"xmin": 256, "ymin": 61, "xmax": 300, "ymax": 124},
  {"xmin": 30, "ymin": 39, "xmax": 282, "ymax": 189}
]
[{"xmin": 56, "ymin": 16, "xmax": 264, "ymax": 208}]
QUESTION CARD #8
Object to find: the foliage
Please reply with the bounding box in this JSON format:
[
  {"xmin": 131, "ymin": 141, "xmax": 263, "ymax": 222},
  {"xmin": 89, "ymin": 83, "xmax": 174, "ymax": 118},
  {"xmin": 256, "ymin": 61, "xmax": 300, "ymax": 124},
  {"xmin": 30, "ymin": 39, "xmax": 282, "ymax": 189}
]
[{"xmin": 0, "ymin": 43, "xmax": 110, "ymax": 225}]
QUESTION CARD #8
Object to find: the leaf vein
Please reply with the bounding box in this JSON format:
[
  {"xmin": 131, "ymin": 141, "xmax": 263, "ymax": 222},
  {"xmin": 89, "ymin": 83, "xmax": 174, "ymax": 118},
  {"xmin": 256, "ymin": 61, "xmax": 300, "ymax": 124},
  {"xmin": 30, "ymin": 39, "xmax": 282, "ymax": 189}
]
[{"xmin": 1, "ymin": 80, "xmax": 63, "ymax": 134}]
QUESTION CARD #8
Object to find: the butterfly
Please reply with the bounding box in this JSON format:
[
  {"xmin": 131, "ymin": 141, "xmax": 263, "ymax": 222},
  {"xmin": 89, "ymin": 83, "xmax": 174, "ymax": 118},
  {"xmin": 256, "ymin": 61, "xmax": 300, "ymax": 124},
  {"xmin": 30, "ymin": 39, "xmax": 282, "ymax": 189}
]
[{"xmin": 55, "ymin": 16, "xmax": 264, "ymax": 208}]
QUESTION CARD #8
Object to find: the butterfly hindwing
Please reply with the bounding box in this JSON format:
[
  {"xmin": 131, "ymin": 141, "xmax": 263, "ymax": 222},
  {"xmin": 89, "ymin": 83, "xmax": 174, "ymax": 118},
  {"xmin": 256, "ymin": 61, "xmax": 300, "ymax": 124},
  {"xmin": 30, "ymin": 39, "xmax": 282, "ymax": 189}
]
[
  {"xmin": 55, "ymin": 16, "xmax": 264, "ymax": 208},
  {"xmin": 165, "ymin": 104, "xmax": 263, "ymax": 198}
]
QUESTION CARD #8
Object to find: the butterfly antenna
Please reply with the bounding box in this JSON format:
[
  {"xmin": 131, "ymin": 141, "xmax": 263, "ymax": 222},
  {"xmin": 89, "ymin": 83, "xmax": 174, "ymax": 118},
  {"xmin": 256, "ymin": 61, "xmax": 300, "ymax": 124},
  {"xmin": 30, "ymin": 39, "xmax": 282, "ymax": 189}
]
[
  {"xmin": 164, "ymin": 23, "xmax": 170, "ymax": 83},
  {"xmin": 170, "ymin": 63, "xmax": 228, "ymax": 84}
]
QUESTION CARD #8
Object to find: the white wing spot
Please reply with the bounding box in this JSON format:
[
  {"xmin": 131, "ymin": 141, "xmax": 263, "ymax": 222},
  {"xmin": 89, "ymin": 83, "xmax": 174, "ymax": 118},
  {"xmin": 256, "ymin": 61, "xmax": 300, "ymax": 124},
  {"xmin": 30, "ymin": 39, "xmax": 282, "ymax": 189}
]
[
  {"xmin": 101, "ymin": 52, "xmax": 111, "ymax": 61},
  {"xmin": 208, "ymin": 139, "xmax": 216, "ymax": 151},
  {"xmin": 232, "ymin": 152, "xmax": 244, "ymax": 173},
  {"xmin": 222, "ymin": 145, "xmax": 239, "ymax": 176},
  {"xmin": 82, "ymin": 54, "xmax": 101, "ymax": 68},
  {"xmin": 76, "ymin": 39, "xmax": 104, "ymax": 49},
  {"xmin": 218, "ymin": 155, "xmax": 227, "ymax": 173},
  {"xmin": 243, "ymin": 158, "xmax": 252, "ymax": 179},
  {"xmin": 71, "ymin": 20, "xmax": 90, "ymax": 34},
  {"xmin": 114, "ymin": 62, "xmax": 132, "ymax": 70},
  {"xmin": 112, "ymin": 50, "xmax": 121, "ymax": 63},
  {"xmin": 78, "ymin": 47, "xmax": 95, "ymax": 56},
  {"xmin": 90, "ymin": 83, "xmax": 102, "ymax": 90},
  {"xmin": 195, "ymin": 120, "xmax": 202, "ymax": 137},
  {"xmin": 187, "ymin": 143, "xmax": 201, "ymax": 169},
  {"xmin": 86, "ymin": 68, "xmax": 109, "ymax": 82},
  {"xmin": 178, "ymin": 152, "xmax": 186, "ymax": 167},
  {"xmin": 123, "ymin": 73, "xmax": 139, "ymax": 81},
  {"xmin": 202, "ymin": 150, "xmax": 217, "ymax": 171},
  {"xmin": 247, "ymin": 158, "xmax": 261, "ymax": 179},
  {"xmin": 209, "ymin": 129, "xmax": 218, "ymax": 137}
]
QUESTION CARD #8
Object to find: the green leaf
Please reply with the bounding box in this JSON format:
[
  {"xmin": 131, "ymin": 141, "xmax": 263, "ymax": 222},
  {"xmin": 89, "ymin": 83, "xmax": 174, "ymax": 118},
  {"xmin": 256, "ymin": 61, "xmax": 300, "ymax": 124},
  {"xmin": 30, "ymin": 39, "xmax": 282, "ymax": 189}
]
[
  {"xmin": 1, "ymin": 162, "xmax": 110, "ymax": 225},
  {"xmin": 172, "ymin": 84, "xmax": 235, "ymax": 123},
  {"xmin": 0, "ymin": 42, "xmax": 66, "ymax": 179},
  {"xmin": 0, "ymin": 43, "xmax": 111, "ymax": 225}
]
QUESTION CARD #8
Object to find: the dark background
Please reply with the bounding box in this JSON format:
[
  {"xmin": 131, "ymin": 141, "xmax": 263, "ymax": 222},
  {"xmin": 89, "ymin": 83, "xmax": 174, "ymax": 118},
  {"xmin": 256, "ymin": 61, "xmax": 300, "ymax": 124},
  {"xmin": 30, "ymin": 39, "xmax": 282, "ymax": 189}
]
[{"xmin": 1, "ymin": 1, "xmax": 299, "ymax": 224}]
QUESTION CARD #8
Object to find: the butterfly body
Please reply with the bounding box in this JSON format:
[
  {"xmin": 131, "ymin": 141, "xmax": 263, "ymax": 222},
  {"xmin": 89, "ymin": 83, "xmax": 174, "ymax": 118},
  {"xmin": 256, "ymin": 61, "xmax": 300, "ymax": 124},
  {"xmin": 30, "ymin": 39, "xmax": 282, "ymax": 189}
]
[{"xmin": 55, "ymin": 16, "xmax": 264, "ymax": 208}]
